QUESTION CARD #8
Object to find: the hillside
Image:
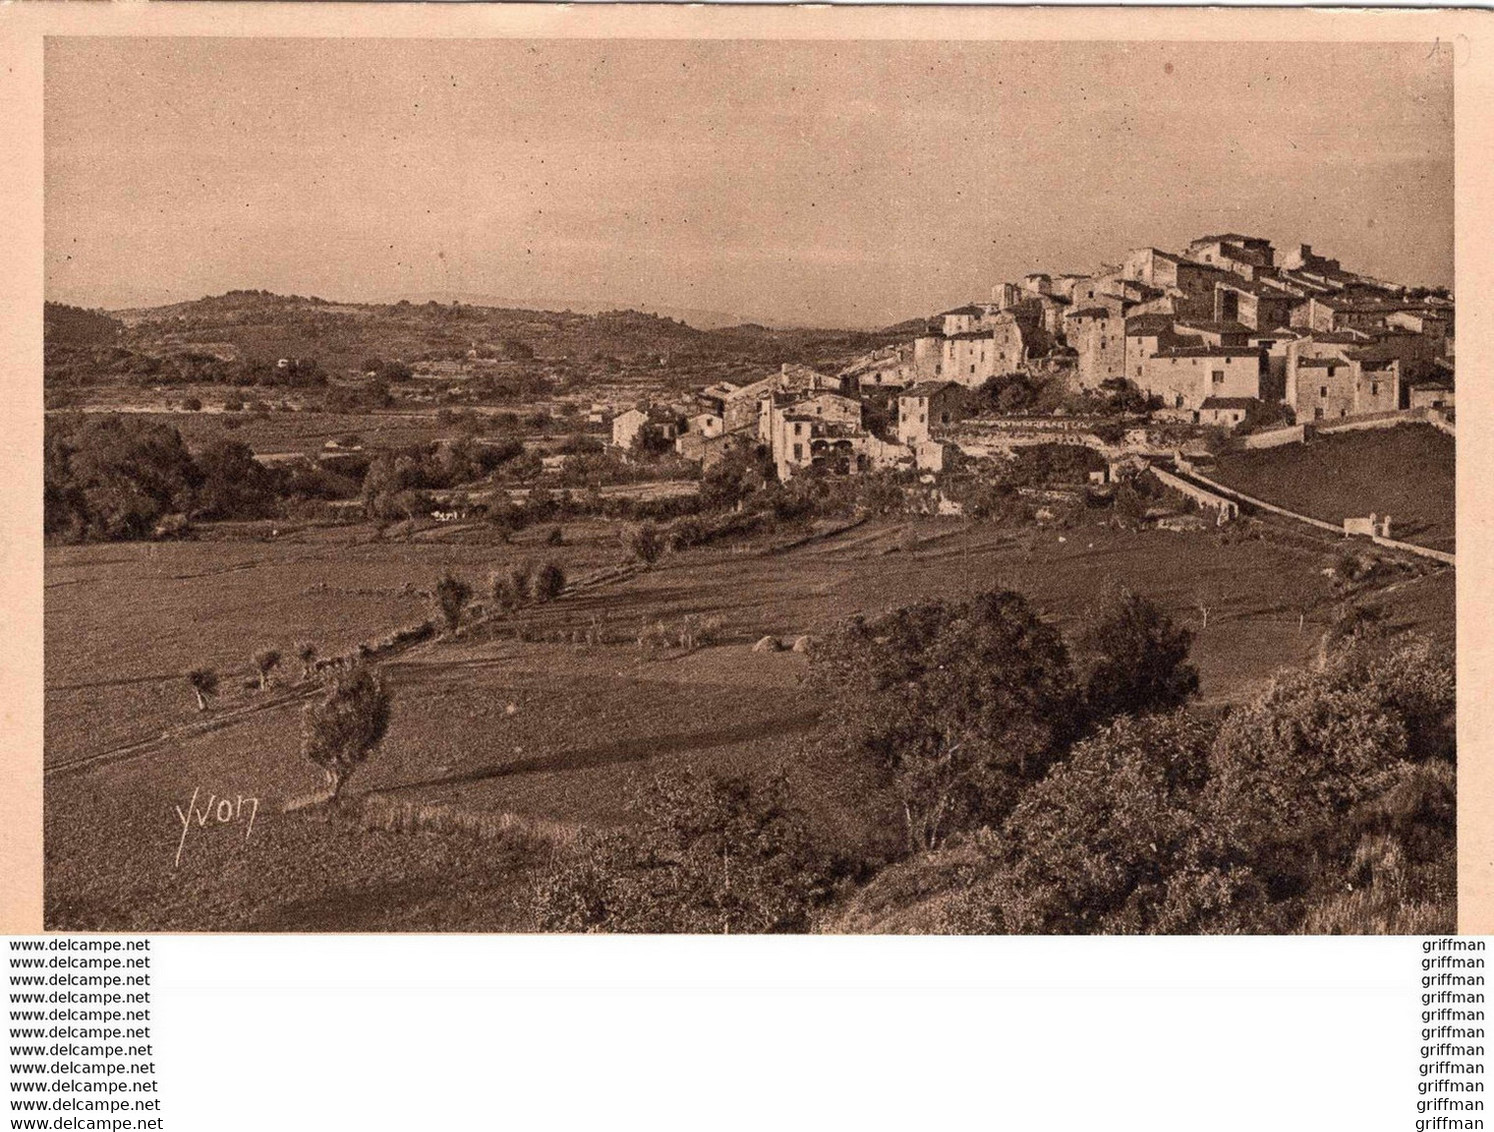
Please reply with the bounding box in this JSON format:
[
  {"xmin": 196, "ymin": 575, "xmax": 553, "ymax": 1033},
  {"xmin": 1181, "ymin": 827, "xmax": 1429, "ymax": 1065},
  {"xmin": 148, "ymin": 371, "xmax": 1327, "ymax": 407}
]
[
  {"xmin": 43, "ymin": 302, "xmax": 124, "ymax": 347},
  {"xmin": 86, "ymin": 290, "xmax": 903, "ymax": 377},
  {"xmin": 1209, "ymin": 424, "xmax": 1455, "ymax": 552}
]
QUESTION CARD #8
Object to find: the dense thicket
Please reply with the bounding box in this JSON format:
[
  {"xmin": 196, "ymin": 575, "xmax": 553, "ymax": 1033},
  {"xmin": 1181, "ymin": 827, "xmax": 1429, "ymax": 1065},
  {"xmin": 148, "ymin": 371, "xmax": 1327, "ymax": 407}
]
[{"xmin": 534, "ymin": 590, "xmax": 1453, "ymax": 936}]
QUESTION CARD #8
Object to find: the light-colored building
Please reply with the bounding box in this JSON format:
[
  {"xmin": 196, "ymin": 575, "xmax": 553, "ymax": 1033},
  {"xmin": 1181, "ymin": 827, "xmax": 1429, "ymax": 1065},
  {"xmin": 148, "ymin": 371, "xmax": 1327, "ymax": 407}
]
[
  {"xmin": 1065, "ymin": 306, "xmax": 1128, "ymax": 390},
  {"xmin": 611, "ymin": 407, "xmax": 649, "ymax": 449},
  {"xmin": 1214, "ymin": 278, "xmax": 1298, "ymax": 331},
  {"xmin": 1183, "ymin": 234, "xmax": 1276, "ymax": 279},
  {"xmin": 1408, "ymin": 382, "xmax": 1454, "ymax": 411},
  {"xmin": 1138, "ymin": 346, "xmax": 1263, "ymax": 411},
  {"xmin": 940, "ymin": 305, "xmax": 989, "ymax": 337},
  {"xmin": 1194, "ymin": 396, "xmax": 1259, "ymax": 431},
  {"xmin": 898, "ymin": 382, "xmax": 965, "ymax": 445},
  {"xmin": 1287, "ymin": 354, "xmax": 1399, "ymax": 422}
]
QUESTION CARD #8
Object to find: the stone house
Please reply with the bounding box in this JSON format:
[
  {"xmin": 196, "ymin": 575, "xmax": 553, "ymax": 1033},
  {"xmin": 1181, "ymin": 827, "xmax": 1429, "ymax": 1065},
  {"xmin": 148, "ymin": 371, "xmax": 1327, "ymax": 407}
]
[
  {"xmin": 1284, "ymin": 348, "xmax": 1399, "ymax": 422},
  {"xmin": 1138, "ymin": 346, "xmax": 1264, "ymax": 412},
  {"xmin": 1065, "ymin": 306, "xmax": 1128, "ymax": 390},
  {"xmin": 897, "ymin": 382, "xmax": 965, "ymax": 445}
]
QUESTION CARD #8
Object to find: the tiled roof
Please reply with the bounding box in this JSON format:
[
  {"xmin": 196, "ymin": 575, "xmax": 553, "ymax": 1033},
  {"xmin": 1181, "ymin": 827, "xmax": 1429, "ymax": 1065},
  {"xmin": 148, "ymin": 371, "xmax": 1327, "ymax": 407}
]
[
  {"xmin": 902, "ymin": 381, "xmax": 961, "ymax": 398},
  {"xmin": 1176, "ymin": 319, "xmax": 1253, "ymax": 336},
  {"xmin": 1154, "ymin": 346, "xmax": 1262, "ymax": 359},
  {"xmin": 1125, "ymin": 314, "xmax": 1176, "ymax": 335},
  {"xmin": 1199, "ymin": 397, "xmax": 1260, "ymax": 410}
]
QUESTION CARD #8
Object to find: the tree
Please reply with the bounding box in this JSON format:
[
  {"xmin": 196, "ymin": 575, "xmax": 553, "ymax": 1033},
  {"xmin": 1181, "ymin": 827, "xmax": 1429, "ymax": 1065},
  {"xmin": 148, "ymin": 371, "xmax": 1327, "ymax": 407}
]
[
  {"xmin": 431, "ymin": 570, "xmax": 473, "ymax": 633},
  {"xmin": 630, "ymin": 522, "xmax": 665, "ymax": 566},
  {"xmin": 187, "ymin": 666, "xmax": 219, "ymax": 711},
  {"xmin": 810, "ymin": 591, "xmax": 1082, "ymax": 853},
  {"xmin": 534, "ymin": 561, "xmax": 566, "ymax": 602},
  {"xmin": 1076, "ymin": 592, "xmax": 1199, "ymax": 725},
  {"xmin": 301, "ymin": 666, "xmax": 392, "ymax": 800},
  {"xmin": 252, "ymin": 648, "xmax": 281, "ymax": 690},
  {"xmin": 45, "ymin": 414, "xmax": 201, "ymax": 542},
  {"xmin": 192, "ymin": 437, "xmax": 280, "ymax": 521},
  {"xmin": 295, "ymin": 641, "xmax": 318, "ymax": 681}
]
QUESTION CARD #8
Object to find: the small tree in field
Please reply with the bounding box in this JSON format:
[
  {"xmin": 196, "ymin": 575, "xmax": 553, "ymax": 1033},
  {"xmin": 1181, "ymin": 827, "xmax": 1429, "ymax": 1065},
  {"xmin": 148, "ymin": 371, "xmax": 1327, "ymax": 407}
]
[
  {"xmin": 431, "ymin": 570, "xmax": 473, "ymax": 633},
  {"xmin": 252, "ymin": 648, "xmax": 281, "ymax": 690},
  {"xmin": 534, "ymin": 561, "xmax": 566, "ymax": 603},
  {"xmin": 295, "ymin": 641, "xmax": 318, "ymax": 681},
  {"xmin": 302, "ymin": 666, "xmax": 391, "ymax": 801},
  {"xmin": 187, "ymin": 667, "xmax": 219, "ymax": 711},
  {"xmin": 631, "ymin": 522, "xmax": 665, "ymax": 566},
  {"xmin": 508, "ymin": 560, "xmax": 535, "ymax": 603}
]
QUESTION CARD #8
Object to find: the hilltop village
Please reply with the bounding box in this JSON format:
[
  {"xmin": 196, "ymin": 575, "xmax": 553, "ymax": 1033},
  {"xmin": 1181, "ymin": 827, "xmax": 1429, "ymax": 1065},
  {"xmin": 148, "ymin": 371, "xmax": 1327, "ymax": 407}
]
[{"xmin": 620, "ymin": 234, "xmax": 1453, "ymax": 488}]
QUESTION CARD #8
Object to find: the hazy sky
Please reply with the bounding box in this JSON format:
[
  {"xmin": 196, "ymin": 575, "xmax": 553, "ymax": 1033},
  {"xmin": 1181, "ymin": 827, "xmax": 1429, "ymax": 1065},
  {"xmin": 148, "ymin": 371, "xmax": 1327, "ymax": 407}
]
[{"xmin": 46, "ymin": 38, "xmax": 1453, "ymax": 328}]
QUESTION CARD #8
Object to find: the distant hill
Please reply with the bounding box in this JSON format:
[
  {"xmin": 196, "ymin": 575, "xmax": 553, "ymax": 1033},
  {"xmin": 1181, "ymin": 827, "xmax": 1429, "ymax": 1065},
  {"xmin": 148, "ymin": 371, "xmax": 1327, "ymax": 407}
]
[
  {"xmin": 83, "ymin": 290, "xmax": 905, "ymax": 376},
  {"xmin": 404, "ymin": 292, "xmax": 744, "ymax": 331},
  {"xmin": 44, "ymin": 302, "xmax": 124, "ymax": 348}
]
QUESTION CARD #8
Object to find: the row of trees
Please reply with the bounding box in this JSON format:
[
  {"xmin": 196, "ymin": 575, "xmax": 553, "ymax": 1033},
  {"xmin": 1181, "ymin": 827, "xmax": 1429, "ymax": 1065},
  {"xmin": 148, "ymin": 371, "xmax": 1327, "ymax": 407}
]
[{"xmin": 430, "ymin": 560, "xmax": 568, "ymax": 634}]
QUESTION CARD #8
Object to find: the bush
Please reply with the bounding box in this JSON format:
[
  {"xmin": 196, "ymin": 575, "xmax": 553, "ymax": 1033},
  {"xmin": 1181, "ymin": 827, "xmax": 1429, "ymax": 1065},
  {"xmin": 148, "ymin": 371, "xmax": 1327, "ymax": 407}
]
[
  {"xmin": 532, "ymin": 768, "xmax": 836, "ymax": 933},
  {"xmin": 1075, "ymin": 592, "xmax": 1199, "ymax": 724},
  {"xmin": 630, "ymin": 522, "xmax": 665, "ymax": 565},
  {"xmin": 534, "ymin": 561, "xmax": 566, "ymax": 602},
  {"xmin": 431, "ymin": 570, "xmax": 473, "ymax": 632}
]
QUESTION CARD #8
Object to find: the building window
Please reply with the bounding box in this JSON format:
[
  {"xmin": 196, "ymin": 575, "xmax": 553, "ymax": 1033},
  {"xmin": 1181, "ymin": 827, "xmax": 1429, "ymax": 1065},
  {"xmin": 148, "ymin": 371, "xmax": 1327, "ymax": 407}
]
[
  {"xmin": 1371, "ymin": 382, "xmax": 1379, "ymax": 397},
  {"xmin": 1320, "ymin": 386, "xmax": 1328, "ymax": 398},
  {"xmin": 792, "ymin": 443, "xmax": 803, "ymax": 461},
  {"xmin": 1212, "ymin": 371, "xmax": 1225, "ymax": 385},
  {"xmin": 1314, "ymin": 407, "xmax": 1324, "ymax": 420}
]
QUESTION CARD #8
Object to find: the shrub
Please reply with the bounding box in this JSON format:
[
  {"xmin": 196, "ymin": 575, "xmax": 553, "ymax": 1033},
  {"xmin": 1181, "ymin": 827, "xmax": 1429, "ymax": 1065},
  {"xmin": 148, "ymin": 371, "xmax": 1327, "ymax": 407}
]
[
  {"xmin": 534, "ymin": 561, "xmax": 566, "ymax": 602},
  {"xmin": 1075, "ymin": 592, "xmax": 1199, "ymax": 725},
  {"xmin": 532, "ymin": 767, "xmax": 835, "ymax": 933},
  {"xmin": 508, "ymin": 560, "xmax": 535, "ymax": 603},
  {"xmin": 294, "ymin": 641, "xmax": 318, "ymax": 681},
  {"xmin": 545, "ymin": 526, "xmax": 565, "ymax": 546},
  {"xmin": 431, "ymin": 570, "xmax": 473, "ymax": 633},
  {"xmin": 630, "ymin": 522, "xmax": 665, "ymax": 565}
]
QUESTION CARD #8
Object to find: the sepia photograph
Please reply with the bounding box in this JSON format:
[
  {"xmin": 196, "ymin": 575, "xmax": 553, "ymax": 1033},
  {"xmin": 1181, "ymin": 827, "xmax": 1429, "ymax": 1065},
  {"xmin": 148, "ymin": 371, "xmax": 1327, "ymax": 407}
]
[{"xmin": 41, "ymin": 33, "xmax": 1456, "ymax": 934}]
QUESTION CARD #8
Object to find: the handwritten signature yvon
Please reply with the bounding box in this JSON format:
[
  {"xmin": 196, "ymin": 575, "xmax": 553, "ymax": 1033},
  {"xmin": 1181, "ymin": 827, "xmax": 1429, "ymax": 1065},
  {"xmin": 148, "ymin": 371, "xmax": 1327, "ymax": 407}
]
[{"xmin": 174, "ymin": 788, "xmax": 259, "ymax": 868}]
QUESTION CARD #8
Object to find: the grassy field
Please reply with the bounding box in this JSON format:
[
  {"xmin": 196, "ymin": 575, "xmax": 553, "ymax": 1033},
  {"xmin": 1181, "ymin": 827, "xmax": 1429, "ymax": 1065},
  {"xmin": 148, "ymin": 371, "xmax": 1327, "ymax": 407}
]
[
  {"xmin": 44, "ymin": 514, "xmax": 1454, "ymax": 931},
  {"xmin": 1210, "ymin": 423, "xmax": 1455, "ymax": 552}
]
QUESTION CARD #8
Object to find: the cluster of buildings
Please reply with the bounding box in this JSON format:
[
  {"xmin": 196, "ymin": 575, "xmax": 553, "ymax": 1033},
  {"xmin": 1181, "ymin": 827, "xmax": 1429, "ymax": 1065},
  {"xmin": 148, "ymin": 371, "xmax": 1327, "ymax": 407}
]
[
  {"xmin": 608, "ymin": 233, "xmax": 1453, "ymax": 483},
  {"xmin": 613, "ymin": 363, "xmax": 916, "ymax": 480},
  {"xmin": 847, "ymin": 234, "xmax": 1454, "ymax": 430}
]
